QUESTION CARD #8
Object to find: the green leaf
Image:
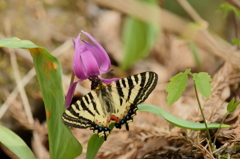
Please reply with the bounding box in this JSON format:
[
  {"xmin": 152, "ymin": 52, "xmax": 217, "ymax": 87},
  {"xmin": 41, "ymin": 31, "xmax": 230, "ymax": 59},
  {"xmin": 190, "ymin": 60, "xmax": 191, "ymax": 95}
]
[
  {"xmin": 193, "ymin": 72, "xmax": 213, "ymax": 98},
  {"xmin": 227, "ymin": 98, "xmax": 240, "ymax": 113},
  {"xmin": 218, "ymin": 3, "xmax": 240, "ymax": 19},
  {"xmin": 165, "ymin": 72, "xmax": 188, "ymax": 106},
  {"xmin": 232, "ymin": 38, "xmax": 240, "ymax": 46},
  {"xmin": 86, "ymin": 124, "xmax": 114, "ymax": 159},
  {"xmin": 0, "ymin": 37, "xmax": 82, "ymax": 159},
  {"xmin": 218, "ymin": 3, "xmax": 233, "ymax": 18},
  {"xmin": 120, "ymin": 0, "xmax": 160, "ymax": 70},
  {"xmin": 138, "ymin": 104, "xmax": 230, "ymax": 129},
  {"xmin": 233, "ymin": 6, "xmax": 240, "ymax": 19},
  {"xmin": 0, "ymin": 37, "xmax": 38, "ymax": 49},
  {"xmin": 0, "ymin": 126, "xmax": 35, "ymax": 159},
  {"xmin": 184, "ymin": 68, "xmax": 191, "ymax": 74},
  {"xmin": 86, "ymin": 135, "xmax": 104, "ymax": 159}
]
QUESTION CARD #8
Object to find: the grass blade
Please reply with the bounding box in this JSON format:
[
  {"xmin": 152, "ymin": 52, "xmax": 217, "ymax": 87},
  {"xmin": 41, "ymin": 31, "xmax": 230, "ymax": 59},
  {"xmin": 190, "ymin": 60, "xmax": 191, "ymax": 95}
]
[{"xmin": 0, "ymin": 126, "xmax": 35, "ymax": 159}]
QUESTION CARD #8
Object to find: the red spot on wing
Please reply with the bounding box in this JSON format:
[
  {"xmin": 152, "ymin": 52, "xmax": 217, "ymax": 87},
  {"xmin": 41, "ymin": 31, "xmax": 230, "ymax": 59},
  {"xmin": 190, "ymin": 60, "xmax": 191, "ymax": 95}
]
[
  {"xmin": 110, "ymin": 115, "xmax": 120, "ymax": 122},
  {"xmin": 106, "ymin": 115, "xmax": 120, "ymax": 125}
]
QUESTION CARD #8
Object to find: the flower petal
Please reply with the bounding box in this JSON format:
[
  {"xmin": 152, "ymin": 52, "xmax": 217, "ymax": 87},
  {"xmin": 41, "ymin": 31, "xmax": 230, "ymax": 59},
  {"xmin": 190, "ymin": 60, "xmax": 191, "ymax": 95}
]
[
  {"xmin": 65, "ymin": 80, "xmax": 83, "ymax": 108},
  {"xmin": 72, "ymin": 34, "xmax": 90, "ymax": 80},
  {"xmin": 81, "ymin": 31, "xmax": 111, "ymax": 74},
  {"xmin": 81, "ymin": 50, "xmax": 100, "ymax": 77},
  {"xmin": 98, "ymin": 75, "xmax": 119, "ymax": 84},
  {"xmin": 73, "ymin": 46, "xmax": 88, "ymax": 80},
  {"xmin": 73, "ymin": 34, "xmax": 85, "ymax": 53}
]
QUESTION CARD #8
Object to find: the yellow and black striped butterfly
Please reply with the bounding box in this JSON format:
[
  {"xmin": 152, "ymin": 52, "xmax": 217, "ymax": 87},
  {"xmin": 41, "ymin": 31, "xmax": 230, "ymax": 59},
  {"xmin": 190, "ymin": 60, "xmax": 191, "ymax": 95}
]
[{"xmin": 62, "ymin": 71, "xmax": 158, "ymax": 140}]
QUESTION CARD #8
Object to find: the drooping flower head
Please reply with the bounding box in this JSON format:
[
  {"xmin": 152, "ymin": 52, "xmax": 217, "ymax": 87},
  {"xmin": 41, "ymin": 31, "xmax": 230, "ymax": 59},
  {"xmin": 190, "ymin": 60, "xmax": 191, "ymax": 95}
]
[
  {"xmin": 72, "ymin": 31, "xmax": 111, "ymax": 80},
  {"xmin": 65, "ymin": 31, "xmax": 118, "ymax": 108}
]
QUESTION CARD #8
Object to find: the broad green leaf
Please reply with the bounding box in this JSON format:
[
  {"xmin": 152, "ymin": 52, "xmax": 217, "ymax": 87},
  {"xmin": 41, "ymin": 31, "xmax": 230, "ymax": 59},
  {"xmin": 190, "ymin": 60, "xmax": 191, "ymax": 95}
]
[
  {"xmin": 120, "ymin": 0, "xmax": 160, "ymax": 70},
  {"xmin": 0, "ymin": 37, "xmax": 82, "ymax": 159},
  {"xmin": 86, "ymin": 124, "xmax": 114, "ymax": 159},
  {"xmin": 138, "ymin": 104, "xmax": 230, "ymax": 129},
  {"xmin": 165, "ymin": 72, "xmax": 188, "ymax": 106},
  {"xmin": 0, "ymin": 126, "xmax": 35, "ymax": 159},
  {"xmin": 227, "ymin": 98, "xmax": 240, "ymax": 113},
  {"xmin": 0, "ymin": 37, "xmax": 38, "ymax": 49},
  {"xmin": 193, "ymin": 73, "xmax": 213, "ymax": 98}
]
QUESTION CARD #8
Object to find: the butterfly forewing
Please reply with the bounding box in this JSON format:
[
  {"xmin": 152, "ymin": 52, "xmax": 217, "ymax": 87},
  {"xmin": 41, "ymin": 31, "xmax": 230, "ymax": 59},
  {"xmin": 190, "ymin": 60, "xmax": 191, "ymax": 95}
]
[
  {"xmin": 62, "ymin": 91, "xmax": 106, "ymax": 128},
  {"xmin": 62, "ymin": 71, "xmax": 158, "ymax": 140}
]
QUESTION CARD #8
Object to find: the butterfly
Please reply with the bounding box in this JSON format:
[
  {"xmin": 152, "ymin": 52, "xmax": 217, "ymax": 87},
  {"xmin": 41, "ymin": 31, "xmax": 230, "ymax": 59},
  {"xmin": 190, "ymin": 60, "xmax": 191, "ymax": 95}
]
[{"xmin": 62, "ymin": 71, "xmax": 158, "ymax": 140}]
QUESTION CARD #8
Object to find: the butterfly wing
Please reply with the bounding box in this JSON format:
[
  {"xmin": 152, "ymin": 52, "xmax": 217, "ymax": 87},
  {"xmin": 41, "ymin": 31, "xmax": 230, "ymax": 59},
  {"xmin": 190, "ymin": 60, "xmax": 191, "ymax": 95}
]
[
  {"xmin": 110, "ymin": 71, "xmax": 158, "ymax": 130},
  {"xmin": 62, "ymin": 91, "xmax": 111, "ymax": 139},
  {"xmin": 62, "ymin": 71, "xmax": 158, "ymax": 140}
]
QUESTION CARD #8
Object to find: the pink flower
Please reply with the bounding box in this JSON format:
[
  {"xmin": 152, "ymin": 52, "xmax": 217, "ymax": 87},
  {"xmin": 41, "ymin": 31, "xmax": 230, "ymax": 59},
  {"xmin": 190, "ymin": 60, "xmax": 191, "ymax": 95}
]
[{"xmin": 65, "ymin": 31, "xmax": 118, "ymax": 108}]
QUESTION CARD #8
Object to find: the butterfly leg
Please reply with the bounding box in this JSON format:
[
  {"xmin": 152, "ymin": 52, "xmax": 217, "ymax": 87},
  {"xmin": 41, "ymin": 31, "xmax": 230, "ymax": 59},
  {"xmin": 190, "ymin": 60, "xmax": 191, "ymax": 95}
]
[{"xmin": 125, "ymin": 122, "xmax": 129, "ymax": 131}]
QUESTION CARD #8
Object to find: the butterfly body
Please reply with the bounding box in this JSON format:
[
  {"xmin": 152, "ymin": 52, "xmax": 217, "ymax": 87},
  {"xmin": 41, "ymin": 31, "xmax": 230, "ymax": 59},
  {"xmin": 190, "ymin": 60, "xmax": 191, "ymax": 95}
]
[{"xmin": 62, "ymin": 71, "xmax": 158, "ymax": 140}]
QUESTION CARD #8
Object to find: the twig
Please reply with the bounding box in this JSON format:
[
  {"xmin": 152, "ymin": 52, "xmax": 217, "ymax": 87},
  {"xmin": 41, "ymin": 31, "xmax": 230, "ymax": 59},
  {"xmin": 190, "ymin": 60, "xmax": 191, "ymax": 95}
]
[
  {"xmin": 10, "ymin": 50, "xmax": 34, "ymax": 123},
  {"xmin": 51, "ymin": 39, "xmax": 73, "ymax": 57},
  {"xmin": 91, "ymin": 0, "xmax": 240, "ymax": 68},
  {"xmin": 184, "ymin": 135, "xmax": 215, "ymax": 159},
  {"xmin": 91, "ymin": 0, "xmax": 161, "ymax": 28},
  {"xmin": 8, "ymin": 96, "xmax": 49, "ymax": 159},
  {"xmin": 226, "ymin": 0, "xmax": 240, "ymax": 10},
  {"xmin": 175, "ymin": 0, "xmax": 208, "ymax": 28},
  {"xmin": 212, "ymin": 142, "xmax": 229, "ymax": 154},
  {"xmin": 0, "ymin": 68, "xmax": 35, "ymax": 119}
]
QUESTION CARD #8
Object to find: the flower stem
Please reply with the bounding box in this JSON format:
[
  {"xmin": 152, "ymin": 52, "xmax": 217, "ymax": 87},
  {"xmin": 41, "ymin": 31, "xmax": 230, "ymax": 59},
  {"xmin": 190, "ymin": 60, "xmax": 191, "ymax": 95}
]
[
  {"xmin": 194, "ymin": 83, "xmax": 213, "ymax": 151},
  {"xmin": 70, "ymin": 70, "xmax": 75, "ymax": 86},
  {"xmin": 212, "ymin": 112, "xmax": 229, "ymax": 149}
]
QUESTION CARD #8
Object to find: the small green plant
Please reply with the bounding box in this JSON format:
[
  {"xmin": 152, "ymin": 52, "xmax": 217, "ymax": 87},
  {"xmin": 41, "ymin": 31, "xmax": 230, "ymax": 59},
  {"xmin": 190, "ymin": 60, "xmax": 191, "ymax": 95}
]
[
  {"xmin": 218, "ymin": 3, "xmax": 240, "ymax": 49},
  {"xmin": 166, "ymin": 69, "xmax": 214, "ymax": 149},
  {"xmin": 165, "ymin": 68, "xmax": 240, "ymax": 155},
  {"xmin": 213, "ymin": 98, "xmax": 240, "ymax": 148},
  {"xmin": 218, "ymin": 3, "xmax": 240, "ymax": 19}
]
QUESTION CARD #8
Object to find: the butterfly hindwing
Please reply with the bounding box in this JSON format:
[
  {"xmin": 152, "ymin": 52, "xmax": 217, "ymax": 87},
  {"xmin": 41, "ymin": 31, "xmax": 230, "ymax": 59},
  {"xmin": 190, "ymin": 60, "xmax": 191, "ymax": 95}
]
[
  {"xmin": 111, "ymin": 72, "xmax": 158, "ymax": 129},
  {"xmin": 62, "ymin": 71, "xmax": 158, "ymax": 140}
]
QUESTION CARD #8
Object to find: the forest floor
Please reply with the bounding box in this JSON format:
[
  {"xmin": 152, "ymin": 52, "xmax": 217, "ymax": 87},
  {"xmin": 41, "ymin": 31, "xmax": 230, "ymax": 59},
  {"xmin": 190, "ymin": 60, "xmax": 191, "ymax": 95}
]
[{"xmin": 0, "ymin": 0, "xmax": 240, "ymax": 159}]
